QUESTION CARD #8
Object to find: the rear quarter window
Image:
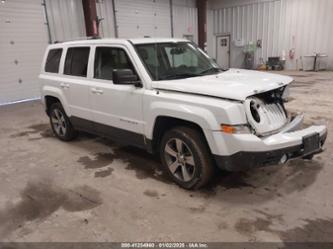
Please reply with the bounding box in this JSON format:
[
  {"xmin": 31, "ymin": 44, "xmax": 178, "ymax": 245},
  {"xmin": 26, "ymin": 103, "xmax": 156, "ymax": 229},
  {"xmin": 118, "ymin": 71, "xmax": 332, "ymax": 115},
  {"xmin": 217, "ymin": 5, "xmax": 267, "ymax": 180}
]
[
  {"xmin": 45, "ymin": 48, "xmax": 62, "ymax": 73},
  {"xmin": 64, "ymin": 47, "xmax": 90, "ymax": 77}
]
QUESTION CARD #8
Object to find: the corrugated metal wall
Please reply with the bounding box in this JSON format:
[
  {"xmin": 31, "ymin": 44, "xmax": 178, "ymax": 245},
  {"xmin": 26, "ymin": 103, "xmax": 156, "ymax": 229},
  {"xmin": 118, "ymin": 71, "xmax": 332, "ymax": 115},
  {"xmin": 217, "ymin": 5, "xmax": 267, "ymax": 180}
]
[
  {"xmin": 279, "ymin": 0, "xmax": 333, "ymax": 70},
  {"xmin": 111, "ymin": 0, "xmax": 171, "ymax": 38},
  {"xmin": 172, "ymin": 0, "xmax": 198, "ymax": 42},
  {"xmin": 96, "ymin": 0, "xmax": 116, "ymax": 38},
  {"xmin": 208, "ymin": 0, "xmax": 333, "ymax": 70},
  {"xmin": 0, "ymin": 0, "xmax": 48, "ymax": 104},
  {"xmin": 44, "ymin": 0, "xmax": 198, "ymax": 41},
  {"xmin": 45, "ymin": 0, "xmax": 85, "ymax": 42},
  {"xmin": 96, "ymin": 0, "xmax": 198, "ymax": 41}
]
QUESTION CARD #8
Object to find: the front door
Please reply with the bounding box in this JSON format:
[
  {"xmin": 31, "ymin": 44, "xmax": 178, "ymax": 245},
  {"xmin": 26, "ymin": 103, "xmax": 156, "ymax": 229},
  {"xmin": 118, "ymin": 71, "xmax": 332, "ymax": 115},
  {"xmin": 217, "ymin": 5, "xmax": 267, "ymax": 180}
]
[
  {"xmin": 216, "ymin": 35, "xmax": 230, "ymax": 69},
  {"xmin": 89, "ymin": 45, "xmax": 145, "ymax": 147}
]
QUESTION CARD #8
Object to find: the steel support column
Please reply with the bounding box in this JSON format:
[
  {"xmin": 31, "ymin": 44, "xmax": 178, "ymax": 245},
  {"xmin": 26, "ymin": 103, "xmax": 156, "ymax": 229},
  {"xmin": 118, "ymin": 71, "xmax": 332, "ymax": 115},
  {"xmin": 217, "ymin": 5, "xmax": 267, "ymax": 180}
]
[
  {"xmin": 82, "ymin": 0, "xmax": 98, "ymax": 37},
  {"xmin": 197, "ymin": 0, "xmax": 207, "ymax": 50}
]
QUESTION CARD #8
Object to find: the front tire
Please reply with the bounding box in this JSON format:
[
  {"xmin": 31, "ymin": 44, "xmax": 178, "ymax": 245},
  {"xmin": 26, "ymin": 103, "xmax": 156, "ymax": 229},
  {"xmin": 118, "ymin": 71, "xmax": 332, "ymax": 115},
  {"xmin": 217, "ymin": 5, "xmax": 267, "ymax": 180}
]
[
  {"xmin": 160, "ymin": 126, "xmax": 214, "ymax": 189},
  {"xmin": 49, "ymin": 103, "xmax": 77, "ymax": 141}
]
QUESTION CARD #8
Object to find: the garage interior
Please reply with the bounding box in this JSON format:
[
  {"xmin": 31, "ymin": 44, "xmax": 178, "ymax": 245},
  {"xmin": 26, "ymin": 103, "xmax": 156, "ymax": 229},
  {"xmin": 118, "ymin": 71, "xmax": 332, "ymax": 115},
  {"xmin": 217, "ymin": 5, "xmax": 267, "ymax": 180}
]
[{"xmin": 0, "ymin": 0, "xmax": 333, "ymax": 244}]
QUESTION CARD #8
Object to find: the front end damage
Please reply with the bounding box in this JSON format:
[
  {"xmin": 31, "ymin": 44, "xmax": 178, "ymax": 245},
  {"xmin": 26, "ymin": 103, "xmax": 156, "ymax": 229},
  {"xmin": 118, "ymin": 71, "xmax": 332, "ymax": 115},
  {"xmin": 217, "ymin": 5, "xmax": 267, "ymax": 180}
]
[
  {"xmin": 245, "ymin": 86, "xmax": 291, "ymax": 136},
  {"xmin": 214, "ymin": 86, "xmax": 328, "ymax": 171}
]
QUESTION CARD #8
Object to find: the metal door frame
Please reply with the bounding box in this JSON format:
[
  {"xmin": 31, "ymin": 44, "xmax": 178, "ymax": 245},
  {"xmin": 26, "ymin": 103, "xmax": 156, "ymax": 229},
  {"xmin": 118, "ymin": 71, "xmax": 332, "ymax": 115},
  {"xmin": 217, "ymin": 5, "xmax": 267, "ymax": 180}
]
[{"xmin": 215, "ymin": 34, "xmax": 231, "ymax": 68}]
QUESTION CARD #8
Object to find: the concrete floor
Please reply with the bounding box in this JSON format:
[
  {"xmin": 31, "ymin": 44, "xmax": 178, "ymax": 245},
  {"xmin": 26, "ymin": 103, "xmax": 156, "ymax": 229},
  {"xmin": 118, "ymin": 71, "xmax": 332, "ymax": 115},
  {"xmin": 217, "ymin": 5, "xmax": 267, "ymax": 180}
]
[{"xmin": 0, "ymin": 71, "xmax": 332, "ymax": 242}]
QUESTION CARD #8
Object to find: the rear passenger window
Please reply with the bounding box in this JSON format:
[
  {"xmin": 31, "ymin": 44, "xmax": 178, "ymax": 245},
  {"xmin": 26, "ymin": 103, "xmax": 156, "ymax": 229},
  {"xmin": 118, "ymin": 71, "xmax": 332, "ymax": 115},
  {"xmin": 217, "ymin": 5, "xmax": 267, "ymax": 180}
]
[
  {"xmin": 64, "ymin": 47, "xmax": 90, "ymax": 77},
  {"xmin": 94, "ymin": 47, "xmax": 136, "ymax": 80},
  {"xmin": 45, "ymin": 49, "xmax": 62, "ymax": 73}
]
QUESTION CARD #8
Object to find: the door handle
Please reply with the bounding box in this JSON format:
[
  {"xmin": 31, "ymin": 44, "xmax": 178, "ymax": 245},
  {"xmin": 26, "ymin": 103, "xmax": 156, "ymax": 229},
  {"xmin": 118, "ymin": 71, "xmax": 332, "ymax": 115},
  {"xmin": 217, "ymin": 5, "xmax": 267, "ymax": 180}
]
[
  {"xmin": 60, "ymin": 83, "xmax": 70, "ymax": 89},
  {"xmin": 91, "ymin": 88, "xmax": 104, "ymax": 94}
]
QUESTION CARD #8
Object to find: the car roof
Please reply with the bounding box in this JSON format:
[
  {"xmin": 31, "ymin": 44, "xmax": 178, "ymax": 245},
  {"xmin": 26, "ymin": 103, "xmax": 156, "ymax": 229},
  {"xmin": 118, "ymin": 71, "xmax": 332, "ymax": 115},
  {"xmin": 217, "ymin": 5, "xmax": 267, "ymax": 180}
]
[{"xmin": 48, "ymin": 37, "xmax": 189, "ymax": 48}]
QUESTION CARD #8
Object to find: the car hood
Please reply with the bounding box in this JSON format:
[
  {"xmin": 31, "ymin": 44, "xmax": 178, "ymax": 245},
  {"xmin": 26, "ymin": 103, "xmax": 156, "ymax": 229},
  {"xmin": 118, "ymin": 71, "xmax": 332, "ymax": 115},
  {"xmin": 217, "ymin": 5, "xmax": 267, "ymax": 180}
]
[{"xmin": 152, "ymin": 69, "xmax": 293, "ymax": 101}]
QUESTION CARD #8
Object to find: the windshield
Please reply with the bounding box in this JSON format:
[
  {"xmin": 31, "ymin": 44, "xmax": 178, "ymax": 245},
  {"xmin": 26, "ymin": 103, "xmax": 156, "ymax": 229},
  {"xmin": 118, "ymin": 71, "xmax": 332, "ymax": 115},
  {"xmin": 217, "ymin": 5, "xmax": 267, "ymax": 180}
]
[{"xmin": 135, "ymin": 42, "xmax": 223, "ymax": 81}]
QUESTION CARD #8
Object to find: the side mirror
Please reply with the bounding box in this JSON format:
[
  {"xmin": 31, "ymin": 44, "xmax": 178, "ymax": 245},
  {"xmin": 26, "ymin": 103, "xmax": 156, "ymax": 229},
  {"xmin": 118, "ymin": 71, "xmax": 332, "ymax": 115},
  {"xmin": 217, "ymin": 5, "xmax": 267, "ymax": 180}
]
[{"xmin": 112, "ymin": 69, "xmax": 142, "ymax": 87}]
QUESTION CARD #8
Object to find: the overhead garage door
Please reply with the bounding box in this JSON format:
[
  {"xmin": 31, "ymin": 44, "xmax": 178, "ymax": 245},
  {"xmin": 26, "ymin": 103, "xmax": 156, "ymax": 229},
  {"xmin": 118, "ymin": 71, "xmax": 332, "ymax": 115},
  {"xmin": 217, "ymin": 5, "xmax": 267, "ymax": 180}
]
[
  {"xmin": 0, "ymin": 0, "xmax": 48, "ymax": 105},
  {"xmin": 114, "ymin": 0, "xmax": 171, "ymax": 38}
]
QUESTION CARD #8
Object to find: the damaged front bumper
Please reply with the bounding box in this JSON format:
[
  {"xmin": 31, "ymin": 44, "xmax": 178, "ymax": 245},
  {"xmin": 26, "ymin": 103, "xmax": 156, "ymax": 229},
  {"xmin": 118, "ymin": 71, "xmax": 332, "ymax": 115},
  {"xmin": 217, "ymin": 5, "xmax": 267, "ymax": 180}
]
[{"xmin": 214, "ymin": 114, "xmax": 328, "ymax": 172}]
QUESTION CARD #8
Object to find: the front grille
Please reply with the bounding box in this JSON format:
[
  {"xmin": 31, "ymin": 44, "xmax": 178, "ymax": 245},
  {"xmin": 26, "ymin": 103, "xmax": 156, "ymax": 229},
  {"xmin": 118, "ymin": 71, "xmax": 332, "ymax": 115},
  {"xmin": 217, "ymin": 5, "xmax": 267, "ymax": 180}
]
[
  {"xmin": 260, "ymin": 102, "xmax": 287, "ymax": 131},
  {"xmin": 245, "ymin": 97, "xmax": 288, "ymax": 136}
]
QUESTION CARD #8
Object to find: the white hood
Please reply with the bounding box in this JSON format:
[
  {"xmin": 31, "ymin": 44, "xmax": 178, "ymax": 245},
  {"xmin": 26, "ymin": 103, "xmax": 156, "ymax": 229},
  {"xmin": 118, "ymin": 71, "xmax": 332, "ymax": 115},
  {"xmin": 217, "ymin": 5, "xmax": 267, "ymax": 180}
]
[{"xmin": 152, "ymin": 69, "xmax": 293, "ymax": 101}]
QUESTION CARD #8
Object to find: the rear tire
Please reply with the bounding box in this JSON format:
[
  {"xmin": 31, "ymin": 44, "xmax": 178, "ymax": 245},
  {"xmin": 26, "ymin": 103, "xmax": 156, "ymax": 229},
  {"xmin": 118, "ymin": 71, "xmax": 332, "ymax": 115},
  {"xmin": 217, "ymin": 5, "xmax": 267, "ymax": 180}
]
[
  {"xmin": 159, "ymin": 126, "xmax": 214, "ymax": 189},
  {"xmin": 49, "ymin": 103, "xmax": 78, "ymax": 141}
]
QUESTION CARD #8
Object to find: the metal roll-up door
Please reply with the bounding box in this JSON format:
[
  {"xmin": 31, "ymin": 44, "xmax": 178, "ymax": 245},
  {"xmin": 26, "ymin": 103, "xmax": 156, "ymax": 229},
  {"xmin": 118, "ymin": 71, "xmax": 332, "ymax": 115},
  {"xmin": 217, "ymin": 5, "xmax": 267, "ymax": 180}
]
[
  {"xmin": 114, "ymin": 0, "xmax": 171, "ymax": 38},
  {"xmin": 0, "ymin": 0, "xmax": 48, "ymax": 105}
]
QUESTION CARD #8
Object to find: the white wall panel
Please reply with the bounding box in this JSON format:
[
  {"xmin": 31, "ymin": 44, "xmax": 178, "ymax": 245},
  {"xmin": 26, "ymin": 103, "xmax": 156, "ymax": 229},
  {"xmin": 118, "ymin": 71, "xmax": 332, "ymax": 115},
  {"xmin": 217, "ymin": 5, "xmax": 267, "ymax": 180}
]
[
  {"xmin": 208, "ymin": 0, "xmax": 333, "ymax": 70},
  {"xmin": 114, "ymin": 0, "xmax": 171, "ymax": 38},
  {"xmin": 94, "ymin": 0, "xmax": 199, "ymax": 43},
  {"xmin": 96, "ymin": 0, "xmax": 116, "ymax": 38},
  {"xmin": 0, "ymin": 0, "xmax": 48, "ymax": 104},
  {"xmin": 172, "ymin": 0, "xmax": 198, "ymax": 42},
  {"xmin": 45, "ymin": 0, "xmax": 85, "ymax": 42},
  {"xmin": 209, "ymin": 0, "xmax": 281, "ymax": 68},
  {"xmin": 279, "ymin": 0, "xmax": 333, "ymax": 70}
]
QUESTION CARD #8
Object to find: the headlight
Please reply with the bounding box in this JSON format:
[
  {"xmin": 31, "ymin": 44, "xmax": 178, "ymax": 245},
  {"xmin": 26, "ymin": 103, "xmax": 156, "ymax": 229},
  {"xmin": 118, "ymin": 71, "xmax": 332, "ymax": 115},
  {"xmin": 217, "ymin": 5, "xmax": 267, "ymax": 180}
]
[
  {"xmin": 282, "ymin": 85, "xmax": 290, "ymax": 102},
  {"xmin": 250, "ymin": 100, "xmax": 261, "ymax": 123}
]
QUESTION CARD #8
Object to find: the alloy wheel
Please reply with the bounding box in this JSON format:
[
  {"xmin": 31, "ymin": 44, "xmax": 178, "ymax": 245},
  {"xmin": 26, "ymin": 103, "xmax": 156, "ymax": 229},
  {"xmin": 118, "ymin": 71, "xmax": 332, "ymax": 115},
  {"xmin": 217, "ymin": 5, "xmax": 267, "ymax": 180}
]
[
  {"xmin": 164, "ymin": 138, "xmax": 196, "ymax": 182},
  {"xmin": 51, "ymin": 109, "xmax": 67, "ymax": 137}
]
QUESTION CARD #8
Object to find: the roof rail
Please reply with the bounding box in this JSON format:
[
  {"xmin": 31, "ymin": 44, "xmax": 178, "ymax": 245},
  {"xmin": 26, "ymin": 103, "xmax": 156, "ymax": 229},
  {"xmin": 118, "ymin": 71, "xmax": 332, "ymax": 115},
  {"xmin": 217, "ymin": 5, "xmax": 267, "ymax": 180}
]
[{"xmin": 52, "ymin": 35, "xmax": 101, "ymax": 44}]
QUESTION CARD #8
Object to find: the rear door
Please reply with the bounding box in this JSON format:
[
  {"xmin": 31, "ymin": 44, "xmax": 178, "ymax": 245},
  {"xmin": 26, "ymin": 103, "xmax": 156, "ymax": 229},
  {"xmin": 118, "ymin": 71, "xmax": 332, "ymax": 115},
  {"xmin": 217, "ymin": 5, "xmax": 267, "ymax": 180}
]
[
  {"xmin": 89, "ymin": 45, "xmax": 145, "ymax": 147},
  {"xmin": 43, "ymin": 48, "xmax": 67, "ymax": 104}
]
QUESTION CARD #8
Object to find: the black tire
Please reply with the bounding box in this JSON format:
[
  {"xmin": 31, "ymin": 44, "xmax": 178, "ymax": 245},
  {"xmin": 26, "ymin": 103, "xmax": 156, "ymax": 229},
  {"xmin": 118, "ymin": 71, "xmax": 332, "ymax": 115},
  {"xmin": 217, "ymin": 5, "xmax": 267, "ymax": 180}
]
[
  {"xmin": 49, "ymin": 102, "xmax": 78, "ymax": 141},
  {"xmin": 303, "ymin": 154, "xmax": 314, "ymax": 160},
  {"xmin": 159, "ymin": 126, "xmax": 215, "ymax": 189}
]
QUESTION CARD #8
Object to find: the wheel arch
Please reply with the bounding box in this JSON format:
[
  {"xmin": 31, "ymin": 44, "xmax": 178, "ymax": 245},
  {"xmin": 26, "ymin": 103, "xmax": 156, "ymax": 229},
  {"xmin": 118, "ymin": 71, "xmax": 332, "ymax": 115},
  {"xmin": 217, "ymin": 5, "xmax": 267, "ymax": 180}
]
[
  {"xmin": 44, "ymin": 95, "xmax": 61, "ymax": 115},
  {"xmin": 42, "ymin": 86, "xmax": 70, "ymax": 116},
  {"xmin": 148, "ymin": 116, "xmax": 215, "ymax": 155}
]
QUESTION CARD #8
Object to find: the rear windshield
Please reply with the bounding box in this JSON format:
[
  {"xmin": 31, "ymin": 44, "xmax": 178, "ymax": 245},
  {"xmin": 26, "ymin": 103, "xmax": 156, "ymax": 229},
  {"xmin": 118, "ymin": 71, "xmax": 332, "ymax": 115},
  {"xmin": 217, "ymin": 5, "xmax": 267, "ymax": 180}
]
[{"xmin": 45, "ymin": 49, "xmax": 62, "ymax": 73}]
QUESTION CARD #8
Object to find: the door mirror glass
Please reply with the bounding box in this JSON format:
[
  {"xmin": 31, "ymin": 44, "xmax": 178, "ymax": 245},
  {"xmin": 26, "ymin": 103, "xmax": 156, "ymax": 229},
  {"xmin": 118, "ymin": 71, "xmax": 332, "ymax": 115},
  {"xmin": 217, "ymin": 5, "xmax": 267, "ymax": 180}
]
[{"xmin": 112, "ymin": 69, "xmax": 142, "ymax": 87}]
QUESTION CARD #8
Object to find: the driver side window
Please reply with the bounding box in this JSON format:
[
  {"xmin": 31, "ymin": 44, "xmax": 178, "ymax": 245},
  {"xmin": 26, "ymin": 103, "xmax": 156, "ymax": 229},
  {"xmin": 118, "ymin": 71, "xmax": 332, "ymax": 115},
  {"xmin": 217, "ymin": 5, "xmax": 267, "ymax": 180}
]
[{"xmin": 94, "ymin": 47, "xmax": 136, "ymax": 81}]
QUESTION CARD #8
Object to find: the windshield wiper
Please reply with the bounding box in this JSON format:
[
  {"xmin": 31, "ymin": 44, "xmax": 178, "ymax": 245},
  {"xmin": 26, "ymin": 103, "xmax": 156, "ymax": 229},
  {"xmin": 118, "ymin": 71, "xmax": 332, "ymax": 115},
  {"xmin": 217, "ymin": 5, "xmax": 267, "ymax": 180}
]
[
  {"xmin": 199, "ymin": 67, "xmax": 224, "ymax": 75},
  {"xmin": 161, "ymin": 73, "xmax": 202, "ymax": 80},
  {"xmin": 160, "ymin": 67, "xmax": 227, "ymax": 80}
]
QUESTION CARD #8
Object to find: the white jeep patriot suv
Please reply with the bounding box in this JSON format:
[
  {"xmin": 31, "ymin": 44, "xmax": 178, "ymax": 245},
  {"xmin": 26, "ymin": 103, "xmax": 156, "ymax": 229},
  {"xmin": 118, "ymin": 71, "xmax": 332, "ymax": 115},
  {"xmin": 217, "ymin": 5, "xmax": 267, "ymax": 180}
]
[{"xmin": 40, "ymin": 38, "xmax": 327, "ymax": 189}]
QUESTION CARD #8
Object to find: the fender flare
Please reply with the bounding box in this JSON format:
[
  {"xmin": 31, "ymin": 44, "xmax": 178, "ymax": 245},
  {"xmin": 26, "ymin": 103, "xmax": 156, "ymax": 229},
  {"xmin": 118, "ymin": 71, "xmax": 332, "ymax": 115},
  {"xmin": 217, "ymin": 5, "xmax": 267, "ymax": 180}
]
[
  {"xmin": 146, "ymin": 102, "xmax": 221, "ymax": 154},
  {"xmin": 42, "ymin": 85, "xmax": 71, "ymax": 116}
]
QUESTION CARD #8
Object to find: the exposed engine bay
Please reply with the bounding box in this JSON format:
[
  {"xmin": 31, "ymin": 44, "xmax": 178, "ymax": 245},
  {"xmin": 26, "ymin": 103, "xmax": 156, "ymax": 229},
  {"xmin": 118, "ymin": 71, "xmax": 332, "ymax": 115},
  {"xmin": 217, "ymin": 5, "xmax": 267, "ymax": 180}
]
[{"xmin": 245, "ymin": 86, "xmax": 290, "ymax": 136}]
